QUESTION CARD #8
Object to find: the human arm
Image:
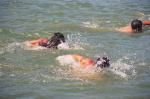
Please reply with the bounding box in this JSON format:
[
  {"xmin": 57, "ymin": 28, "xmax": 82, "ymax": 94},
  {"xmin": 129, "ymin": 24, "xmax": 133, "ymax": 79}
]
[
  {"xmin": 25, "ymin": 38, "xmax": 48, "ymax": 47},
  {"xmin": 143, "ymin": 20, "xmax": 150, "ymax": 25},
  {"xmin": 116, "ymin": 25, "xmax": 133, "ymax": 33}
]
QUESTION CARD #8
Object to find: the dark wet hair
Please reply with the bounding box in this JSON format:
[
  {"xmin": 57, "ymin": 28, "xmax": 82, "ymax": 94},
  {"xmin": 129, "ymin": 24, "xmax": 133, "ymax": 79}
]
[
  {"xmin": 131, "ymin": 19, "xmax": 143, "ymax": 32},
  {"xmin": 53, "ymin": 32, "xmax": 65, "ymax": 42},
  {"xmin": 96, "ymin": 57, "xmax": 110, "ymax": 68},
  {"xmin": 43, "ymin": 32, "xmax": 66, "ymax": 49}
]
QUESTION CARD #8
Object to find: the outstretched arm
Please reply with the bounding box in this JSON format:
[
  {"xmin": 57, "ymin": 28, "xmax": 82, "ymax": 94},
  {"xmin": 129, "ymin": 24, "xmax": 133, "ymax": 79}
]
[
  {"xmin": 26, "ymin": 38, "xmax": 48, "ymax": 46},
  {"xmin": 116, "ymin": 25, "xmax": 133, "ymax": 33},
  {"xmin": 143, "ymin": 20, "xmax": 150, "ymax": 25}
]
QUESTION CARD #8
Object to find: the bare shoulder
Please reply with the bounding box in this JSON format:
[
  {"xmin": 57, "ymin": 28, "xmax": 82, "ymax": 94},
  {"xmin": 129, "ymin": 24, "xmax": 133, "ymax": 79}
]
[
  {"xmin": 116, "ymin": 25, "xmax": 133, "ymax": 33},
  {"xmin": 23, "ymin": 41, "xmax": 47, "ymax": 50},
  {"xmin": 143, "ymin": 20, "xmax": 150, "ymax": 25}
]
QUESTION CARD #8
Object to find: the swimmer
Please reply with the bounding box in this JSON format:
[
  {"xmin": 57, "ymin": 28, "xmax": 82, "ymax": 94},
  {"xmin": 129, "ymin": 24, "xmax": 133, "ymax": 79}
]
[
  {"xmin": 24, "ymin": 32, "xmax": 69, "ymax": 50},
  {"xmin": 116, "ymin": 19, "xmax": 150, "ymax": 33},
  {"xmin": 56, "ymin": 54, "xmax": 110, "ymax": 70}
]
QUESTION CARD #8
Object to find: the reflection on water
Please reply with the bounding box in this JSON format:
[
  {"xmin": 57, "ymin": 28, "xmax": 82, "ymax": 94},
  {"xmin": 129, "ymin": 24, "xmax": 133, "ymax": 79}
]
[{"xmin": 0, "ymin": 0, "xmax": 150, "ymax": 99}]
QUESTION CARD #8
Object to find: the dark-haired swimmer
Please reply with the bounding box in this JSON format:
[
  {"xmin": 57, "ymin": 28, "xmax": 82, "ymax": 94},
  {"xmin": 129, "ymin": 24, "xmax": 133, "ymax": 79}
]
[
  {"xmin": 116, "ymin": 19, "xmax": 150, "ymax": 33},
  {"xmin": 56, "ymin": 54, "xmax": 110, "ymax": 70},
  {"xmin": 24, "ymin": 32, "xmax": 69, "ymax": 50}
]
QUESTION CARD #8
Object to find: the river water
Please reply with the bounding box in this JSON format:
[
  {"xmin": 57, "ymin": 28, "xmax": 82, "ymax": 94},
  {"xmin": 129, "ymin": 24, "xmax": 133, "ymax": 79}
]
[{"xmin": 0, "ymin": 0, "xmax": 150, "ymax": 99}]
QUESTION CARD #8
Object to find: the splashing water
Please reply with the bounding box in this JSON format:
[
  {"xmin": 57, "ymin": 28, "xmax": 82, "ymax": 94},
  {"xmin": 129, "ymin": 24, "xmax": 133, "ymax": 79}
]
[
  {"xmin": 57, "ymin": 41, "xmax": 70, "ymax": 50},
  {"xmin": 67, "ymin": 33, "xmax": 88, "ymax": 50},
  {"xmin": 109, "ymin": 57, "xmax": 136, "ymax": 79}
]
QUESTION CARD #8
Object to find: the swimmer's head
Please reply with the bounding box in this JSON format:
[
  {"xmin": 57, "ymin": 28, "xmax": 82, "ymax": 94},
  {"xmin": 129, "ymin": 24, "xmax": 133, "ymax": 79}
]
[
  {"xmin": 47, "ymin": 32, "xmax": 66, "ymax": 49},
  {"xmin": 54, "ymin": 32, "xmax": 65, "ymax": 42},
  {"xmin": 96, "ymin": 57, "xmax": 110, "ymax": 68},
  {"xmin": 131, "ymin": 19, "xmax": 143, "ymax": 32}
]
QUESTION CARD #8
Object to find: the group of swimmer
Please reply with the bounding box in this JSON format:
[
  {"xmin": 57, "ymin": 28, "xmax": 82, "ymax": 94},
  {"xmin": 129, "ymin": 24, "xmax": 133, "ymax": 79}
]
[
  {"xmin": 24, "ymin": 19, "xmax": 150, "ymax": 73},
  {"xmin": 24, "ymin": 33, "xmax": 110, "ymax": 71}
]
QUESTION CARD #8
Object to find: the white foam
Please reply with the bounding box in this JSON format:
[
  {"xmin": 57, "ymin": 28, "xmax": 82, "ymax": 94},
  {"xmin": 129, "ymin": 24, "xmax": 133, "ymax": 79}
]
[
  {"xmin": 81, "ymin": 21, "xmax": 99, "ymax": 28},
  {"xmin": 109, "ymin": 58, "xmax": 136, "ymax": 79},
  {"xmin": 56, "ymin": 55, "xmax": 80, "ymax": 68},
  {"xmin": 57, "ymin": 42, "xmax": 70, "ymax": 50},
  {"xmin": 7, "ymin": 42, "xmax": 21, "ymax": 49},
  {"xmin": 0, "ymin": 42, "xmax": 21, "ymax": 54},
  {"xmin": 67, "ymin": 33, "xmax": 87, "ymax": 50}
]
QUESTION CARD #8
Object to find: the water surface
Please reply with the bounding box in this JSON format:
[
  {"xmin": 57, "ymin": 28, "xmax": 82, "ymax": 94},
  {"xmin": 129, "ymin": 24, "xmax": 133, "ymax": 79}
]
[{"xmin": 0, "ymin": 0, "xmax": 150, "ymax": 99}]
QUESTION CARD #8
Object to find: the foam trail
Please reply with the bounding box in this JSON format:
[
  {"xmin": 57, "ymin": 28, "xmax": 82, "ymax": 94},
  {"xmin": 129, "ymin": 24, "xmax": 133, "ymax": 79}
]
[
  {"xmin": 7, "ymin": 42, "xmax": 21, "ymax": 49},
  {"xmin": 81, "ymin": 21, "xmax": 99, "ymax": 28},
  {"xmin": 0, "ymin": 42, "xmax": 21, "ymax": 54}
]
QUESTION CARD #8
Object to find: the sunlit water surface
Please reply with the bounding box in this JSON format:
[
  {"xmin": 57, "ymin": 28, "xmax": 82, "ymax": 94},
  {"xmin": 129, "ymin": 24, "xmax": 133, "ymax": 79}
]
[{"xmin": 0, "ymin": 0, "xmax": 150, "ymax": 99}]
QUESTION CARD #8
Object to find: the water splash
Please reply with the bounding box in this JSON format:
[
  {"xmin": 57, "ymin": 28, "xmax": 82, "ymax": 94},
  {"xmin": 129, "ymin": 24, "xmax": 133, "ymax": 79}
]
[
  {"xmin": 57, "ymin": 41, "xmax": 70, "ymax": 50},
  {"xmin": 109, "ymin": 57, "xmax": 136, "ymax": 79},
  {"xmin": 67, "ymin": 33, "xmax": 88, "ymax": 50}
]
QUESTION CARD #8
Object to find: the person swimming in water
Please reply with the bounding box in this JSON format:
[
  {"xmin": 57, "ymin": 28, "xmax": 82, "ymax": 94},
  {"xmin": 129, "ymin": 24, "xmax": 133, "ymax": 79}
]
[
  {"xmin": 56, "ymin": 54, "xmax": 110, "ymax": 80},
  {"xmin": 56, "ymin": 54, "xmax": 110, "ymax": 70},
  {"xmin": 24, "ymin": 32, "xmax": 69, "ymax": 50},
  {"xmin": 116, "ymin": 19, "xmax": 150, "ymax": 33}
]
